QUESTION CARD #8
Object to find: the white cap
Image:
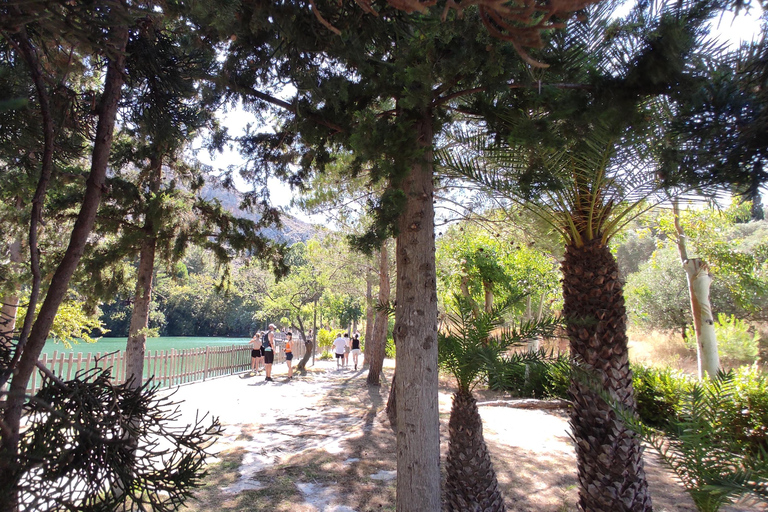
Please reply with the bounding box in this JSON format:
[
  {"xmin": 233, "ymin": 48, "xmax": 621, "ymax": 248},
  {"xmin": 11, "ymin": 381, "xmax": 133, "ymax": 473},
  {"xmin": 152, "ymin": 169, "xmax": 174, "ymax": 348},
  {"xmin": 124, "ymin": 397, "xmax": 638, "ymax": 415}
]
[{"xmin": 268, "ymin": 323, "xmax": 276, "ymax": 329}]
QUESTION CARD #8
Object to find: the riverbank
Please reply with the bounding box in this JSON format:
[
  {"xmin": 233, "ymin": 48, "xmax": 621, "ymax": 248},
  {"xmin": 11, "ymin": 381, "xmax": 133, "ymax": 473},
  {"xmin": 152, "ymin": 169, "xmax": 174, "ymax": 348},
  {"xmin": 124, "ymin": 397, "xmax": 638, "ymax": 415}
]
[{"xmin": 169, "ymin": 359, "xmax": 764, "ymax": 512}]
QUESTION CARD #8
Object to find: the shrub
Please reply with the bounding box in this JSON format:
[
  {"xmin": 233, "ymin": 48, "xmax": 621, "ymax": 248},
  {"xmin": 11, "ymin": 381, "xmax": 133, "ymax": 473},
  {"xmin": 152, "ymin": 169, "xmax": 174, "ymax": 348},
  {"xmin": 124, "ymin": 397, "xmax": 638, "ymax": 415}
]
[
  {"xmin": 632, "ymin": 365, "xmax": 691, "ymax": 428},
  {"xmin": 487, "ymin": 350, "xmax": 570, "ymax": 399},
  {"xmin": 385, "ymin": 337, "xmax": 396, "ymax": 359},
  {"xmin": 686, "ymin": 314, "xmax": 760, "ymax": 364},
  {"xmin": 319, "ymin": 350, "xmax": 333, "ymax": 360},
  {"xmin": 718, "ymin": 365, "xmax": 768, "ymax": 454},
  {"xmin": 615, "ymin": 371, "xmax": 768, "ymax": 512},
  {"xmin": 316, "ymin": 329, "xmax": 336, "ymax": 352}
]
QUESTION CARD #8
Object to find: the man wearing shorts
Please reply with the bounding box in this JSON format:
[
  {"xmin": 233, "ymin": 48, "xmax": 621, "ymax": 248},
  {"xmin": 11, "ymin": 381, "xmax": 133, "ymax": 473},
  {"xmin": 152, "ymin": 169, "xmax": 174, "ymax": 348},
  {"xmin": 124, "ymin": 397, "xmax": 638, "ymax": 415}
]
[{"xmin": 333, "ymin": 332, "xmax": 347, "ymax": 369}]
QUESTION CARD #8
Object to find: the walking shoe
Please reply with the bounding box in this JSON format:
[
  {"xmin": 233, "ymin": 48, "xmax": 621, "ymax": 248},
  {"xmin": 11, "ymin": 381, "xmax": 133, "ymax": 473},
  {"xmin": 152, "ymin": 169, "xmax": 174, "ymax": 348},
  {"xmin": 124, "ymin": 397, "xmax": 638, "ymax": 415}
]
[{"xmin": 265, "ymin": 377, "xmax": 273, "ymax": 382}]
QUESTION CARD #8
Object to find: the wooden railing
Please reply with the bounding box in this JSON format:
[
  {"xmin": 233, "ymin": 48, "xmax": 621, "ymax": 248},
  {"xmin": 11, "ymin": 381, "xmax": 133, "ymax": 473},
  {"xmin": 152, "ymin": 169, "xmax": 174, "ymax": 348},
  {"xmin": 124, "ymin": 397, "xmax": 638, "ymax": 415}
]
[{"xmin": 29, "ymin": 338, "xmax": 306, "ymax": 394}]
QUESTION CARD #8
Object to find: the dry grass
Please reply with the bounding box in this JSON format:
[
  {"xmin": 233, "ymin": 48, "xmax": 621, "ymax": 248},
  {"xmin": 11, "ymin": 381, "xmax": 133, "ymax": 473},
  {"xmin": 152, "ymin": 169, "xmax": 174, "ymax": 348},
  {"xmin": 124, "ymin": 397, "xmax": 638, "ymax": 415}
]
[{"xmin": 628, "ymin": 329, "xmax": 699, "ymax": 373}]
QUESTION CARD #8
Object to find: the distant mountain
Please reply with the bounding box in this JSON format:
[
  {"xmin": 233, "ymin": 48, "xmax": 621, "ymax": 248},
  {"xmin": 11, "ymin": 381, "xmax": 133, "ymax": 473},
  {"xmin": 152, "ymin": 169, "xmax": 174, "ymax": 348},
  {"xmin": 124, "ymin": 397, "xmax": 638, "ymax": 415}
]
[{"xmin": 199, "ymin": 183, "xmax": 319, "ymax": 244}]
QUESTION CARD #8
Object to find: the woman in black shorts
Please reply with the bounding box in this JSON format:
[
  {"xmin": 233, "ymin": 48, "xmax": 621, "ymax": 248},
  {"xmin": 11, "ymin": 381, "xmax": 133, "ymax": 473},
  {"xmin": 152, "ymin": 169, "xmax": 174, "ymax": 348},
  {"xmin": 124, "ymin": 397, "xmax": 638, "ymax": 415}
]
[{"xmin": 249, "ymin": 332, "xmax": 263, "ymax": 374}]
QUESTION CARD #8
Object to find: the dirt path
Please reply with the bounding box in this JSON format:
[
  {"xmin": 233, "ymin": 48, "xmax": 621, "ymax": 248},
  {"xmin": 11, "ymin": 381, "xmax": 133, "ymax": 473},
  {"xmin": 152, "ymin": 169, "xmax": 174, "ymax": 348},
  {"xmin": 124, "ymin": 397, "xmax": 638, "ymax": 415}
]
[{"xmin": 170, "ymin": 360, "xmax": 763, "ymax": 512}]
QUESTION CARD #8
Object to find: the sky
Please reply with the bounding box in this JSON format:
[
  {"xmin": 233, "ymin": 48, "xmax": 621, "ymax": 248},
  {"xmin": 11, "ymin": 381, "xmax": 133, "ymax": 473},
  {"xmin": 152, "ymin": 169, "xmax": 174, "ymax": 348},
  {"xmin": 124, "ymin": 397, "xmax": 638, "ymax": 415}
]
[{"xmin": 196, "ymin": 5, "xmax": 765, "ymax": 225}]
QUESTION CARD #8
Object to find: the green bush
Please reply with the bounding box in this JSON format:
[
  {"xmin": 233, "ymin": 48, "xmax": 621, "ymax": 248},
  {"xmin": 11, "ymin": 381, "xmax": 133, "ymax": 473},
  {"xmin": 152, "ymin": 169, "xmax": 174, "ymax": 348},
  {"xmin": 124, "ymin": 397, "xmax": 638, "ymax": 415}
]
[
  {"xmin": 718, "ymin": 365, "xmax": 768, "ymax": 454},
  {"xmin": 632, "ymin": 365, "xmax": 691, "ymax": 429},
  {"xmin": 385, "ymin": 337, "xmax": 396, "ymax": 359},
  {"xmin": 319, "ymin": 350, "xmax": 333, "ymax": 360},
  {"xmin": 618, "ymin": 371, "xmax": 768, "ymax": 512},
  {"xmin": 686, "ymin": 314, "xmax": 760, "ymax": 364},
  {"xmin": 487, "ymin": 350, "xmax": 570, "ymax": 399},
  {"xmin": 316, "ymin": 329, "xmax": 337, "ymax": 352}
]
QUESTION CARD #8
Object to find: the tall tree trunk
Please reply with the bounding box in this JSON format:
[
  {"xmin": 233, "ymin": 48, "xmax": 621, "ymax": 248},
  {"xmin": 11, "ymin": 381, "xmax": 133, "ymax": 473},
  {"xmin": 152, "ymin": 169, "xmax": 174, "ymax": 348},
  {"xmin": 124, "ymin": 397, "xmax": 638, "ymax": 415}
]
[
  {"xmin": 0, "ymin": 28, "xmax": 57, "ymax": 396},
  {"xmin": 562, "ymin": 238, "xmax": 652, "ymax": 512},
  {"xmin": 393, "ymin": 113, "xmax": 440, "ymax": 512},
  {"xmin": 445, "ymin": 390, "xmax": 506, "ymax": 512},
  {"xmin": 673, "ymin": 201, "xmax": 719, "ymax": 379},
  {"xmin": 1, "ymin": 229, "xmax": 23, "ymax": 347},
  {"xmin": 295, "ymin": 316, "xmax": 313, "ymax": 373},
  {"xmin": 367, "ymin": 240, "xmax": 390, "ymax": 386},
  {"xmin": 364, "ymin": 264, "xmax": 374, "ymax": 366},
  {"xmin": 483, "ymin": 280, "xmax": 493, "ymax": 313},
  {"xmin": 0, "ymin": 25, "xmax": 129, "ymax": 511},
  {"xmin": 460, "ymin": 273, "xmax": 480, "ymax": 317},
  {"xmin": 124, "ymin": 156, "xmax": 162, "ymax": 388}
]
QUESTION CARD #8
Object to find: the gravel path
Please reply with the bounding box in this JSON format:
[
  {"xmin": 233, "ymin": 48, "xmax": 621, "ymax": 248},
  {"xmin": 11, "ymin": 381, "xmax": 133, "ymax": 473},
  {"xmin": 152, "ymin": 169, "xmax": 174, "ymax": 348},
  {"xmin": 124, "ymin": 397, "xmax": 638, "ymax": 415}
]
[{"xmin": 168, "ymin": 360, "xmax": 764, "ymax": 512}]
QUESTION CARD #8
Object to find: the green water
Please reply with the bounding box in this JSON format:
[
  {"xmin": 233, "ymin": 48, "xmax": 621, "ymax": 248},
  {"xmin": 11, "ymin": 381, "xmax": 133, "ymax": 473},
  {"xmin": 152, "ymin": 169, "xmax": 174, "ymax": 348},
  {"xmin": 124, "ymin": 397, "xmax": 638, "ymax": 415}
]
[{"xmin": 41, "ymin": 336, "xmax": 250, "ymax": 357}]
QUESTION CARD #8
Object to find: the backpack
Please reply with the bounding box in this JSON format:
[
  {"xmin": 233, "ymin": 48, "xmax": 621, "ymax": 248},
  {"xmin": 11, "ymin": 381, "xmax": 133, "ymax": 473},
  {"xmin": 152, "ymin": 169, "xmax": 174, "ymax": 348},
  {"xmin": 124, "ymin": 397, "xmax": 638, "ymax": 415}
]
[{"xmin": 262, "ymin": 331, "xmax": 272, "ymax": 350}]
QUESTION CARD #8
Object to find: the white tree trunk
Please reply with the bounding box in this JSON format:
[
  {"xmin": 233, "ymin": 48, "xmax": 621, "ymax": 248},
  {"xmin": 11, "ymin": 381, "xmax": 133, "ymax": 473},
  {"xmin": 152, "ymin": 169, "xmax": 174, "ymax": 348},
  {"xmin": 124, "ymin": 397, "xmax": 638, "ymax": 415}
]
[
  {"xmin": 674, "ymin": 201, "xmax": 720, "ymax": 379},
  {"xmin": 684, "ymin": 259, "xmax": 720, "ymax": 379}
]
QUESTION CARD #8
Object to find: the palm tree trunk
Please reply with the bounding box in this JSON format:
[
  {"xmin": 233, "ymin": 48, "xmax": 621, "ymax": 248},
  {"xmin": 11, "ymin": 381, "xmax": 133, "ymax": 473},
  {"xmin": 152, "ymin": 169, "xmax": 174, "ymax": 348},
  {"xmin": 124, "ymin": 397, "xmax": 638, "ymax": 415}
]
[
  {"xmin": 445, "ymin": 390, "xmax": 506, "ymax": 512},
  {"xmin": 562, "ymin": 238, "xmax": 652, "ymax": 512}
]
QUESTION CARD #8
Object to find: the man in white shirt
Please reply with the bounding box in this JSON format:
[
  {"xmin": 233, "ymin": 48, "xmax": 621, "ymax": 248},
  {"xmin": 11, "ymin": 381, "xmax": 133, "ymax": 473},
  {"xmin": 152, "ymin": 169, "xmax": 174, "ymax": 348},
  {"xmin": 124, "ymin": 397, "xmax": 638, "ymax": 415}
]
[{"xmin": 332, "ymin": 333, "xmax": 347, "ymax": 369}]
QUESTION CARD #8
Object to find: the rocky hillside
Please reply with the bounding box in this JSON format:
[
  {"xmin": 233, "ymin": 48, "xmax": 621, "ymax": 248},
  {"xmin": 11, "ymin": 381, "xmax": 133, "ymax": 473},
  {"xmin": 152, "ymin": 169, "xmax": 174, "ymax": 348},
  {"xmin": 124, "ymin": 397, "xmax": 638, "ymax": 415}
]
[{"xmin": 200, "ymin": 182, "xmax": 319, "ymax": 244}]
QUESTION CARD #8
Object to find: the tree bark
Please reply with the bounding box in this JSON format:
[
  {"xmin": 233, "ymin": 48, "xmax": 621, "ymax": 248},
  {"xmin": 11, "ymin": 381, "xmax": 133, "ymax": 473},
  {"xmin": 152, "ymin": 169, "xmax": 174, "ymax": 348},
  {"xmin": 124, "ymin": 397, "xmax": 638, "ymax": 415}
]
[
  {"xmin": 124, "ymin": 156, "xmax": 162, "ymax": 388},
  {"xmin": 673, "ymin": 201, "xmax": 719, "ymax": 379},
  {"xmin": 563, "ymin": 238, "xmax": 652, "ymax": 512},
  {"xmin": 364, "ymin": 264, "xmax": 374, "ymax": 366},
  {"xmin": 367, "ymin": 240, "xmax": 390, "ymax": 386},
  {"xmin": 295, "ymin": 316, "xmax": 313, "ymax": 373},
  {"xmin": 0, "ymin": 24, "xmax": 129, "ymax": 510},
  {"xmin": 445, "ymin": 390, "xmax": 506, "ymax": 512},
  {"xmin": 393, "ymin": 113, "xmax": 440, "ymax": 512},
  {"xmin": 483, "ymin": 280, "xmax": 494, "ymax": 313},
  {"xmin": 0, "ymin": 229, "xmax": 23, "ymax": 347}
]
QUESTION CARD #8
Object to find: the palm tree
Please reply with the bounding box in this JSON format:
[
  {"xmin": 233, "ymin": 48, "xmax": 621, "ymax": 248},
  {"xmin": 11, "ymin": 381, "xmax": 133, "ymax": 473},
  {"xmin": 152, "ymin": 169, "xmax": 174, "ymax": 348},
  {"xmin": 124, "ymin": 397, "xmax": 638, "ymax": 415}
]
[
  {"xmin": 439, "ymin": 1, "xmax": 725, "ymax": 508},
  {"xmin": 439, "ymin": 296, "xmax": 558, "ymax": 511}
]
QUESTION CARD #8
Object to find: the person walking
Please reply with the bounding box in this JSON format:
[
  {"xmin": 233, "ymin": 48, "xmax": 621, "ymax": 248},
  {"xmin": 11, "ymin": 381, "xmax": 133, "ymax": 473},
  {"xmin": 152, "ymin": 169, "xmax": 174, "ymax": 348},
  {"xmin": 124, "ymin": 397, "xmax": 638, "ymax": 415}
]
[
  {"xmin": 284, "ymin": 331, "xmax": 294, "ymax": 379},
  {"xmin": 342, "ymin": 332, "xmax": 351, "ymax": 367},
  {"xmin": 249, "ymin": 331, "xmax": 263, "ymax": 374},
  {"xmin": 333, "ymin": 332, "xmax": 347, "ymax": 370},
  {"xmin": 351, "ymin": 332, "xmax": 362, "ymax": 371},
  {"xmin": 263, "ymin": 324, "xmax": 276, "ymax": 381}
]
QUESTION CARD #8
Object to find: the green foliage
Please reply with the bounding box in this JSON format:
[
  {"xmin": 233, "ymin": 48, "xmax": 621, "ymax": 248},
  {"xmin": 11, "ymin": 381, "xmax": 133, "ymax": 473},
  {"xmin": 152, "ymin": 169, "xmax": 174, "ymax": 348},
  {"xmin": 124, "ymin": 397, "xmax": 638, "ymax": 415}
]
[
  {"xmin": 654, "ymin": 206, "xmax": 768, "ymax": 319},
  {"xmin": 613, "ymin": 371, "xmax": 768, "ymax": 512},
  {"xmin": 487, "ymin": 349, "xmax": 571, "ymax": 399},
  {"xmin": 632, "ymin": 365, "xmax": 692, "ymax": 429},
  {"xmin": 316, "ymin": 329, "xmax": 336, "ymax": 351},
  {"xmin": 438, "ymin": 295, "xmax": 560, "ymax": 394},
  {"xmin": 435, "ymin": 216, "xmax": 561, "ymax": 318},
  {"xmin": 720, "ymin": 366, "xmax": 768, "ymax": 456},
  {"xmin": 685, "ymin": 314, "xmax": 760, "ymax": 364},
  {"xmin": 13, "ymin": 368, "xmax": 221, "ymax": 512},
  {"xmin": 319, "ymin": 350, "xmax": 333, "ymax": 360},
  {"xmin": 385, "ymin": 337, "xmax": 396, "ymax": 359},
  {"xmin": 17, "ymin": 299, "xmax": 106, "ymax": 348}
]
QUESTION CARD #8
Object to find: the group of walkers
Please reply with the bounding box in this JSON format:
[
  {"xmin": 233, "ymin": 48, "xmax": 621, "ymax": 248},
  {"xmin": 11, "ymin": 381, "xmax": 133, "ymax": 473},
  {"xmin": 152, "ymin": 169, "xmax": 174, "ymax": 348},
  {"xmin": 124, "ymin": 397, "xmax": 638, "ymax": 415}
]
[
  {"xmin": 249, "ymin": 323, "xmax": 294, "ymax": 382},
  {"xmin": 249, "ymin": 325, "xmax": 364, "ymax": 381},
  {"xmin": 332, "ymin": 331, "xmax": 361, "ymax": 370}
]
